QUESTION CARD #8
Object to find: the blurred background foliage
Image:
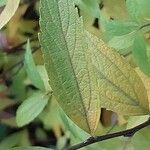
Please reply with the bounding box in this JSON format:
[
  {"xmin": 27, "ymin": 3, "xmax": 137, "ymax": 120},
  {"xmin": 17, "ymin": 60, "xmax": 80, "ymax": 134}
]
[{"xmin": 0, "ymin": 0, "xmax": 149, "ymax": 150}]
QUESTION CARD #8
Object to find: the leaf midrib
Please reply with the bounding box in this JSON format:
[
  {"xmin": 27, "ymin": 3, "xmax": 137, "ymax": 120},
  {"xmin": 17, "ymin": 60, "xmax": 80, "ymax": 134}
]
[
  {"xmin": 46, "ymin": 0, "xmax": 92, "ymax": 132},
  {"xmin": 58, "ymin": 0, "xmax": 93, "ymax": 131}
]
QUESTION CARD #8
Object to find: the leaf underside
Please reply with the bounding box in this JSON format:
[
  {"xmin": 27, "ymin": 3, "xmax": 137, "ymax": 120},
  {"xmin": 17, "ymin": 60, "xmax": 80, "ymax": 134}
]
[{"xmin": 40, "ymin": 0, "xmax": 149, "ymax": 134}]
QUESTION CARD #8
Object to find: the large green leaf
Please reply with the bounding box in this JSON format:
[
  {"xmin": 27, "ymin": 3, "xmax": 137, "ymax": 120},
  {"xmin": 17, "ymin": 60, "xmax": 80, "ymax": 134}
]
[
  {"xmin": 40, "ymin": 0, "xmax": 101, "ymax": 134},
  {"xmin": 132, "ymin": 33, "xmax": 150, "ymax": 76},
  {"xmin": 16, "ymin": 92, "xmax": 49, "ymax": 127},
  {"xmin": 40, "ymin": 0, "xmax": 149, "ymax": 134}
]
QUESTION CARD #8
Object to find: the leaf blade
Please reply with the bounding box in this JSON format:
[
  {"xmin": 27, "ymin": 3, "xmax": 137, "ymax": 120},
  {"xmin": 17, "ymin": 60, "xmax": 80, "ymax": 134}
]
[
  {"xmin": 40, "ymin": 0, "xmax": 100, "ymax": 134},
  {"xmin": 126, "ymin": 0, "xmax": 150, "ymax": 23},
  {"xmin": 16, "ymin": 92, "xmax": 49, "ymax": 127},
  {"xmin": 108, "ymin": 31, "xmax": 137, "ymax": 50},
  {"xmin": 85, "ymin": 32, "xmax": 149, "ymax": 115},
  {"xmin": 132, "ymin": 33, "xmax": 150, "ymax": 76},
  {"xmin": 39, "ymin": 0, "xmax": 149, "ymax": 134},
  {"xmin": 25, "ymin": 40, "xmax": 45, "ymax": 90}
]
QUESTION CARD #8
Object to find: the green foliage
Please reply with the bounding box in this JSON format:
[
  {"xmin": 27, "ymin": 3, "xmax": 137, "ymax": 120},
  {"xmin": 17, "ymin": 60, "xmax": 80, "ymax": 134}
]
[
  {"xmin": 132, "ymin": 33, "xmax": 150, "ymax": 76},
  {"xmin": 126, "ymin": 0, "xmax": 150, "ymax": 23},
  {"xmin": 60, "ymin": 108, "xmax": 103, "ymax": 150},
  {"xmin": 10, "ymin": 68, "xmax": 26, "ymax": 100},
  {"xmin": 76, "ymin": 0, "xmax": 100, "ymax": 17},
  {"xmin": 108, "ymin": 31, "xmax": 137, "ymax": 50},
  {"xmin": 40, "ymin": 0, "xmax": 149, "ymax": 135},
  {"xmin": 25, "ymin": 40, "xmax": 45, "ymax": 91},
  {"xmin": 76, "ymin": 0, "xmax": 100, "ymax": 23},
  {"xmin": 0, "ymin": 0, "xmax": 7, "ymax": 7},
  {"xmin": 132, "ymin": 127, "xmax": 150, "ymax": 150},
  {"xmin": 0, "ymin": 132, "xmax": 24, "ymax": 149},
  {"xmin": 102, "ymin": 19, "xmax": 139, "ymax": 37},
  {"xmin": 101, "ymin": 17, "xmax": 139, "ymax": 51},
  {"xmin": 40, "ymin": 0, "xmax": 101, "ymax": 134},
  {"xmin": 36, "ymin": 65, "xmax": 52, "ymax": 92},
  {"xmin": 100, "ymin": 0, "xmax": 150, "ymax": 77},
  {"xmin": 16, "ymin": 92, "xmax": 49, "ymax": 127},
  {"xmin": 0, "ymin": 0, "xmax": 150, "ymax": 149}
]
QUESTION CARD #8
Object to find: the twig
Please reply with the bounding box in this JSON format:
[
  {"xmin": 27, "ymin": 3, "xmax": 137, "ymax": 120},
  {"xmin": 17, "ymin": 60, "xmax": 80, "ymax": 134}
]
[{"xmin": 67, "ymin": 118, "xmax": 150, "ymax": 150}]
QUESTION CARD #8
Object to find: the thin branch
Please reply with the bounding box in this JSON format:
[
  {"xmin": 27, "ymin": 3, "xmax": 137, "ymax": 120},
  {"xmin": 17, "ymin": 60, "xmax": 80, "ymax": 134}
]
[{"xmin": 67, "ymin": 118, "xmax": 150, "ymax": 150}]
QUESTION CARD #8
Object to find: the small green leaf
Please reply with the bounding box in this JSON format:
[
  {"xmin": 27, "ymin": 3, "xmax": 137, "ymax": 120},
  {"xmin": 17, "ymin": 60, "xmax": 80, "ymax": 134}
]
[
  {"xmin": 10, "ymin": 68, "xmax": 26, "ymax": 100},
  {"xmin": 25, "ymin": 40, "xmax": 45, "ymax": 91},
  {"xmin": 132, "ymin": 33, "xmax": 150, "ymax": 76},
  {"xmin": 0, "ymin": 132, "xmax": 23, "ymax": 149},
  {"xmin": 108, "ymin": 31, "xmax": 137, "ymax": 50},
  {"xmin": 101, "ymin": 18, "xmax": 138, "ymax": 37},
  {"xmin": 100, "ymin": 17, "xmax": 139, "ymax": 50},
  {"xmin": 126, "ymin": 0, "xmax": 150, "ymax": 23},
  {"xmin": 37, "ymin": 65, "xmax": 52, "ymax": 92},
  {"xmin": 16, "ymin": 92, "xmax": 49, "ymax": 127},
  {"xmin": 76, "ymin": 0, "xmax": 100, "ymax": 18}
]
